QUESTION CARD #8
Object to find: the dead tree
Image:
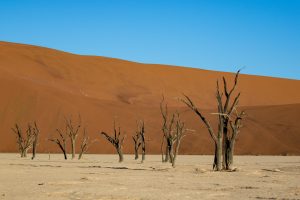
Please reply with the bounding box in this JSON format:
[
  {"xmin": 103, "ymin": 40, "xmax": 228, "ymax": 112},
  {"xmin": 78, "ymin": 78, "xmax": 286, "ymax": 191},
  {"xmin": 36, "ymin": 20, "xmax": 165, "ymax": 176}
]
[
  {"xmin": 65, "ymin": 115, "xmax": 81, "ymax": 159},
  {"xmin": 160, "ymin": 96, "xmax": 175, "ymax": 163},
  {"xmin": 160, "ymin": 97, "xmax": 189, "ymax": 167},
  {"xmin": 78, "ymin": 127, "xmax": 90, "ymax": 160},
  {"xmin": 171, "ymin": 113, "xmax": 188, "ymax": 167},
  {"xmin": 49, "ymin": 127, "xmax": 68, "ymax": 160},
  {"xmin": 11, "ymin": 123, "xmax": 35, "ymax": 158},
  {"xmin": 132, "ymin": 120, "xmax": 146, "ymax": 162},
  {"xmin": 101, "ymin": 121, "xmax": 126, "ymax": 162},
  {"xmin": 139, "ymin": 121, "xmax": 146, "ymax": 162},
  {"xmin": 132, "ymin": 130, "xmax": 141, "ymax": 160},
  {"xmin": 216, "ymin": 70, "xmax": 244, "ymax": 170},
  {"xmin": 31, "ymin": 122, "xmax": 39, "ymax": 160},
  {"xmin": 182, "ymin": 70, "xmax": 244, "ymax": 171}
]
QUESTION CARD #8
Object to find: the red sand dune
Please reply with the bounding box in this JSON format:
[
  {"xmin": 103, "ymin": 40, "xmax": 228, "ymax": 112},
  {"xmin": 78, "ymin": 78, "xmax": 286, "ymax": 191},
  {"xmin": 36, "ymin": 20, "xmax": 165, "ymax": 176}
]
[{"xmin": 0, "ymin": 41, "xmax": 299, "ymax": 155}]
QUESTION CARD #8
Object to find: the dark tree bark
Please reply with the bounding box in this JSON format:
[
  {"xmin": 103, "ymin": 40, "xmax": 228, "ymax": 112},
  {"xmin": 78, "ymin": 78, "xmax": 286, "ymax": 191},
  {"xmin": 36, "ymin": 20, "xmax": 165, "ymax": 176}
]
[
  {"xmin": 140, "ymin": 121, "xmax": 146, "ymax": 162},
  {"xmin": 49, "ymin": 128, "xmax": 68, "ymax": 160},
  {"xmin": 100, "ymin": 121, "xmax": 125, "ymax": 162}
]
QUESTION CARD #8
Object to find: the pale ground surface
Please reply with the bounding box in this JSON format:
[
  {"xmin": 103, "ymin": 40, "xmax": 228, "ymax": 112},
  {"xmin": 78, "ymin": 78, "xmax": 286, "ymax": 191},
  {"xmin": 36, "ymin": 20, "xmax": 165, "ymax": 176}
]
[{"xmin": 0, "ymin": 154, "xmax": 299, "ymax": 200}]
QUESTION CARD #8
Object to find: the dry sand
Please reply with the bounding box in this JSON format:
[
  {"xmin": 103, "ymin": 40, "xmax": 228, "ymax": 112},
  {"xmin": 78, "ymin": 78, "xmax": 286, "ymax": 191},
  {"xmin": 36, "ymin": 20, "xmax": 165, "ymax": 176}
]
[{"xmin": 0, "ymin": 154, "xmax": 299, "ymax": 200}]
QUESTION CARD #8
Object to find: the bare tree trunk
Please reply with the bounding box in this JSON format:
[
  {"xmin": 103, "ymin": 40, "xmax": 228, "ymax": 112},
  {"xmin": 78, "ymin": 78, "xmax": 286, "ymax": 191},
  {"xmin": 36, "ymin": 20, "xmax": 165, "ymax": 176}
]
[
  {"xmin": 78, "ymin": 151, "xmax": 83, "ymax": 160},
  {"xmin": 227, "ymin": 141, "xmax": 235, "ymax": 169},
  {"xmin": 63, "ymin": 150, "xmax": 67, "ymax": 160},
  {"xmin": 161, "ymin": 135, "xmax": 165, "ymax": 162},
  {"xmin": 21, "ymin": 150, "xmax": 26, "ymax": 158},
  {"xmin": 31, "ymin": 143, "xmax": 36, "ymax": 159},
  {"xmin": 213, "ymin": 142, "xmax": 217, "ymax": 170},
  {"xmin": 226, "ymin": 110, "xmax": 245, "ymax": 170},
  {"xmin": 141, "ymin": 141, "xmax": 146, "ymax": 162},
  {"xmin": 216, "ymin": 137, "xmax": 222, "ymax": 171},
  {"xmin": 222, "ymin": 126, "xmax": 228, "ymax": 169},
  {"xmin": 71, "ymin": 138, "xmax": 75, "ymax": 159},
  {"xmin": 31, "ymin": 122, "xmax": 39, "ymax": 160},
  {"xmin": 164, "ymin": 145, "xmax": 169, "ymax": 162},
  {"xmin": 172, "ymin": 139, "xmax": 182, "ymax": 168},
  {"xmin": 134, "ymin": 146, "xmax": 139, "ymax": 160},
  {"xmin": 168, "ymin": 140, "xmax": 174, "ymax": 165},
  {"xmin": 223, "ymin": 138, "xmax": 231, "ymax": 170},
  {"xmin": 117, "ymin": 147, "xmax": 124, "ymax": 162},
  {"xmin": 62, "ymin": 140, "xmax": 67, "ymax": 160},
  {"xmin": 132, "ymin": 136, "xmax": 140, "ymax": 160}
]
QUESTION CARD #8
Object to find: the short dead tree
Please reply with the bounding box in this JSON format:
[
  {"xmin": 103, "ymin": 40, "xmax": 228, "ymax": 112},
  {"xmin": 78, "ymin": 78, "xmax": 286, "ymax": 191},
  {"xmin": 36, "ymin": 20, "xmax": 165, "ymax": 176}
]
[
  {"xmin": 171, "ymin": 113, "xmax": 188, "ymax": 167},
  {"xmin": 49, "ymin": 127, "xmax": 68, "ymax": 160},
  {"xmin": 11, "ymin": 123, "xmax": 35, "ymax": 158},
  {"xmin": 65, "ymin": 115, "xmax": 81, "ymax": 159},
  {"xmin": 132, "ymin": 120, "xmax": 146, "ymax": 162},
  {"xmin": 160, "ymin": 97, "xmax": 189, "ymax": 167},
  {"xmin": 101, "ymin": 121, "xmax": 126, "ymax": 162},
  {"xmin": 31, "ymin": 122, "xmax": 40, "ymax": 160},
  {"xmin": 78, "ymin": 127, "xmax": 91, "ymax": 160}
]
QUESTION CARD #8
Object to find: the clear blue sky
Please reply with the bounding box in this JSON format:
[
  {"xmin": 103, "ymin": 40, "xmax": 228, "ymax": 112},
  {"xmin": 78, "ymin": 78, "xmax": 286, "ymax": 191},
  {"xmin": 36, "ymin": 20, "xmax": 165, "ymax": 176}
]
[{"xmin": 0, "ymin": 0, "xmax": 299, "ymax": 80}]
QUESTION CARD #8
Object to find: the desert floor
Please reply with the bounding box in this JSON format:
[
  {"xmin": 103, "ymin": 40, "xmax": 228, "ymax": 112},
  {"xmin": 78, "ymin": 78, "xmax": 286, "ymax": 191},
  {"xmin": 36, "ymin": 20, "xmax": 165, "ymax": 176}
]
[{"xmin": 0, "ymin": 154, "xmax": 299, "ymax": 200}]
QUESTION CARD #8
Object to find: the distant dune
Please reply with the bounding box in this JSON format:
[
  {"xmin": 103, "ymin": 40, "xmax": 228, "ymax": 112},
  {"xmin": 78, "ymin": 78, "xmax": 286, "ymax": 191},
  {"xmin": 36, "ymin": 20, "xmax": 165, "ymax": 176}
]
[{"xmin": 0, "ymin": 41, "xmax": 299, "ymax": 155}]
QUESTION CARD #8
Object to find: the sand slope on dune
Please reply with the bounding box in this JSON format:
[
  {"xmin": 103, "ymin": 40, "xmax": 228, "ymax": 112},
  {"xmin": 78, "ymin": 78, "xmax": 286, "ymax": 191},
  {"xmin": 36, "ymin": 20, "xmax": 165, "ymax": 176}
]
[{"xmin": 0, "ymin": 41, "xmax": 299, "ymax": 155}]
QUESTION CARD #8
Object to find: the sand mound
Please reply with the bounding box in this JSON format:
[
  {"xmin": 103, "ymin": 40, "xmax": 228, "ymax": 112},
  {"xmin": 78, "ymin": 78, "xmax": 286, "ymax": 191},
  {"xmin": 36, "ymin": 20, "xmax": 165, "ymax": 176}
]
[{"xmin": 0, "ymin": 41, "xmax": 299, "ymax": 154}]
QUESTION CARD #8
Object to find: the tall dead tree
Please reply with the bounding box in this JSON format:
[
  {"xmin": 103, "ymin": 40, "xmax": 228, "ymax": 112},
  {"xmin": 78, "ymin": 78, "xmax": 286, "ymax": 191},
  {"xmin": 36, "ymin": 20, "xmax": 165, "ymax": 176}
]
[
  {"xmin": 65, "ymin": 115, "xmax": 81, "ymax": 159},
  {"xmin": 31, "ymin": 122, "xmax": 39, "ymax": 160},
  {"xmin": 219, "ymin": 70, "xmax": 245, "ymax": 170},
  {"xmin": 11, "ymin": 123, "xmax": 35, "ymax": 158},
  {"xmin": 101, "ymin": 121, "xmax": 126, "ymax": 162},
  {"xmin": 160, "ymin": 97, "xmax": 189, "ymax": 167},
  {"xmin": 182, "ymin": 70, "xmax": 244, "ymax": 170},
  {"xmin": 49, "ymin": 127, "xmax": 68, "ymax": 160},
  {"xmin": 132, "ymin": 120, "xmax": 146, "ymax": 162}
]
